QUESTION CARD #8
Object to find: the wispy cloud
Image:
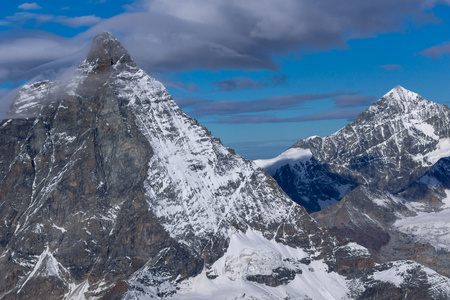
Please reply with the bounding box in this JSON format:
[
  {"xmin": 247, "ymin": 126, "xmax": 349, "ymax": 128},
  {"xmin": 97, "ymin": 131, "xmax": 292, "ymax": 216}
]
[
  {"xmin": 175, "ymin": 92, "xmax": 343, "ymax": 117},
  {"xmin": 174, "ymin": 89, "xmax": 370, "ymax": 124},
  {"xmin": 18, "ymin": 2, "xmax": 41, "ymax": 10},
  {"xmin": 379, "ymin": 64, "xmax": 402, "ymax": 71},
  {"xmin": 55, "ymin": 15, "xmax": 103, "ymax": 28},
  {"xmin": 0, "ymin": 32, "xmax": 89, "ymax": 85},
  {"xmin": 213, "ymin": 77, "xmax": 262, "ymax": 91},
  {"xmin": 174, "ymin": 97, "xmax": 210, "ymax": 107},
  {"xmin": 331, "ymin": 95, "xmax": 375, "ymax": 107},
  {"xmin": 162, "ymin": 80, "xmax": 199, "ymax": 93},
  {"xmin": 419, "ymin": 42, "xmax": 450, "ymax": 58},
  {"xmin": 212, "ymin": 74, "xmax": 288, "ymax": 92},
  {"xmin": 6, "ymin": 12, "xmax": 102, "ymax": 28},
  {"xmin": 216, "ymin": 109, "xmax": 362, "ymax": 124},
  {"xmin": 265, "ymin": 74, "xmax": 288, "ymax": 86}
]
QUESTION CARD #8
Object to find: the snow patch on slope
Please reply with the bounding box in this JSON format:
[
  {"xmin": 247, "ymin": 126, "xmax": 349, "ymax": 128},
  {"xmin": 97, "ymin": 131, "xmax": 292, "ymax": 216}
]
[
  {"xmin": 174, "ymin": 229, "xmax": 349, "ymax": 300},
  {"xmin": 254, "ymin": 148, "xmax": 312, "ymax": 175},
  {"xmin": 414, "ymin": 123, "xmax": 438, "ymax": 139},
  {"xmin": 17, "ymin": 246, "xmax": 70, "ymax": 294},
  {"xmin": 371, "ymin": 260, "xmax": 450, "ymax": 293},
  {"xmin": 425, "ymin": 138, "xmax": 450, "ymax": 165},
  {"xmin": 394, "ymin": 190, "xmax": 450, "ymax": 249},
  {"xmin": 336, "ymin": 242, "xmax": 371, "ymax": 258}
]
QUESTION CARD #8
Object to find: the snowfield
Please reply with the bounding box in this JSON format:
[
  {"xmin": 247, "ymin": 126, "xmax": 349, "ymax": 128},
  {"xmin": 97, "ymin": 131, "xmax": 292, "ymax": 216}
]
[{"xmin": 395, "ymin": 190, "xmax": 450, "ymax": 250}]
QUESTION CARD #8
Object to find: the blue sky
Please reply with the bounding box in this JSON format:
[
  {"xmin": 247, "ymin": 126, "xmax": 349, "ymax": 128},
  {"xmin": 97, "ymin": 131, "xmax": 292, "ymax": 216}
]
[{"xmin": 1, "ymin": 1, "xmax": 450, "ymax": 159}]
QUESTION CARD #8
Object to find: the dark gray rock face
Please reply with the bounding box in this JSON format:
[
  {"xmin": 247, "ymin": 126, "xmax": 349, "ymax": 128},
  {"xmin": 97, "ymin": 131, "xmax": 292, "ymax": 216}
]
[
  {"xmin": 271, "ymin": 156, "xmax": 357, "ymax": 213},
  {"xmin": 0, "ymin": 32, "xmax": 201, "ymax": 299}
]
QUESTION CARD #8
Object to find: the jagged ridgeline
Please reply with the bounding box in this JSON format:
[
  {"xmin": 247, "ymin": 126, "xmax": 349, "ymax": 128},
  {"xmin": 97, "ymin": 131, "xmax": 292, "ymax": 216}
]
[
  {"xmin": 256, "ymin": 86, "xmax": 450, "ymax": 213},
  {"xmin": 0, "ymin": 33, "xmax": 449, "ymax": 299}
]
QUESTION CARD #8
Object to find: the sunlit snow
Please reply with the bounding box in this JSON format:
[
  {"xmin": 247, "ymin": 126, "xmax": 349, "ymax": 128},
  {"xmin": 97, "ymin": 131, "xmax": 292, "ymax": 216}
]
[{"xmin": 254, "ymin": 147, "xmax": 312, "ymax": 175}]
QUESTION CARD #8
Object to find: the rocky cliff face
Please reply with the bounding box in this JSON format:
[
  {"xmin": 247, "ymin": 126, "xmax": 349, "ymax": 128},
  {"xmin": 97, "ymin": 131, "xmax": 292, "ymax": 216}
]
[{"xmin": 0, "ymin": 33, "xmax": 448, "ymax": 299}]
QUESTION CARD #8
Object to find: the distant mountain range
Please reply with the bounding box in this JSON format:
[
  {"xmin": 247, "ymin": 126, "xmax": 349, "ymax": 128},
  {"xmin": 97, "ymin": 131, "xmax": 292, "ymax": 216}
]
[{"xmin": 0, "ymin": 33, "xmax": 449, "ymax": 299}]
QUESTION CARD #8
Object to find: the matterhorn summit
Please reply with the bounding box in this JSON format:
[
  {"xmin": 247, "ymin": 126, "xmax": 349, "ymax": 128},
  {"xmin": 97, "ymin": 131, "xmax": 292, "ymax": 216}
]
[{"xmin": 1, "ymin": 33, "xmax": 449, "ymax": 299}]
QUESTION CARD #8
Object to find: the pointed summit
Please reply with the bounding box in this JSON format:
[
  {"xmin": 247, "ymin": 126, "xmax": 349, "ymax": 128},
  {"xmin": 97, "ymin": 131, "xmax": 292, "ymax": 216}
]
[
  {"xmin": 85, "ymin": 32, "xmax": 135, "ymax": 73},
  {"xmin": 383, "ymin": 85, "xmax": 420, "ymax": 102},
  {"xmin": 362, "ymin": 85, "xmax": 426, "ymax": 117}
]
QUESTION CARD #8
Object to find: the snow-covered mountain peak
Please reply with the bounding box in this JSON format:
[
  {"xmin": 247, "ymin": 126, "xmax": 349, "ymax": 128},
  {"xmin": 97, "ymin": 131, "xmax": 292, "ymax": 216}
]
[
  {"xmin": 260, "ymin": 86, "xmax": 450, "ymax": 212},
  {"xmin": 384, "ymin": 85, "xmax": 419, "ymax": 102},
  {"xmin": 364, "ymin": 85, "xmax": 430, "ymax": 119}
]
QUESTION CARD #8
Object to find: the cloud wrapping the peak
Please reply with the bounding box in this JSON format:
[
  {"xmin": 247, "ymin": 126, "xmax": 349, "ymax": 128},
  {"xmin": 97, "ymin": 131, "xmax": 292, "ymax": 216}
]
[{"xmin": 0, "ymin": 32, "xmax": 89, "ymax": 84}]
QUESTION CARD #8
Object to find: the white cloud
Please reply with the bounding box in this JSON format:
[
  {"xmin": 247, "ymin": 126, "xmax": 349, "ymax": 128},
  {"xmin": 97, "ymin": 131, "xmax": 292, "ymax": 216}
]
[
  {"xmin": 18, "ymin": 2, "xmax": 42, "ymax": 10},
  {"xmin": 54, "ymin": 15, "xmax": 102, "ymax": 28},
  {"xmin": 6, "ymin": 12, "xmax": 102, "ymax": 28}
]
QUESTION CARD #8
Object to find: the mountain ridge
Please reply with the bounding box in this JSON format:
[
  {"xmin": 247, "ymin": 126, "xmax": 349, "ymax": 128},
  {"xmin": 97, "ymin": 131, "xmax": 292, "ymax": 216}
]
[{"xmin": 256, "ymin": 85, "xmax": 450, "ymax": 212}]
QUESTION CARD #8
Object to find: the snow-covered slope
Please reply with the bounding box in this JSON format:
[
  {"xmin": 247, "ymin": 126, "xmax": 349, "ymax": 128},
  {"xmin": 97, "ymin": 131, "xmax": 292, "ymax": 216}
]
[
  {"xmin": 394, "ymin": 157, "xmax": 450, "ymax": 251},
  {"xmin": 395, "ymin": 193, "xmax": 450, "ymax": 249},
  {"xmin": 115, "ymin": 64, "xmax": 310, "ymax": 252}
]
